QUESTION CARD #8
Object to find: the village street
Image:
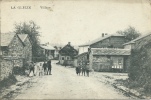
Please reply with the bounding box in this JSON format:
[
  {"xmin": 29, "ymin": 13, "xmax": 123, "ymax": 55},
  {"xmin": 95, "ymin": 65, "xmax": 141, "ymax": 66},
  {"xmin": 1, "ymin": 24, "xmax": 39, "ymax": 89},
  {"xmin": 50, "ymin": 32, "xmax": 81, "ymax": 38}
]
[{"xmin": 12, "ymin": 60, "xmax": 130, "ymax": 99}]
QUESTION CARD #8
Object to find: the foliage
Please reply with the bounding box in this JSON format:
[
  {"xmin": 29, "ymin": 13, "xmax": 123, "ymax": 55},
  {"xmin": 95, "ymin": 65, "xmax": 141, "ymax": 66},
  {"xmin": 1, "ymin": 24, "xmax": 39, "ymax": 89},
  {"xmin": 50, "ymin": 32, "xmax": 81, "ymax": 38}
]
[
  {"xmin": 116, "ymin": 26, "xmax": 141, "ymax": 42},
  {"xmin": 128, "ymin": 41, "xmax": 151, "ymax": 94},
  {"xmin": 0, "ymin": 73, "xmax": 17, "ymax": 90},
  {"xmin": 14, "ymin": 21, "xmax": 45, "ymax": 61}
]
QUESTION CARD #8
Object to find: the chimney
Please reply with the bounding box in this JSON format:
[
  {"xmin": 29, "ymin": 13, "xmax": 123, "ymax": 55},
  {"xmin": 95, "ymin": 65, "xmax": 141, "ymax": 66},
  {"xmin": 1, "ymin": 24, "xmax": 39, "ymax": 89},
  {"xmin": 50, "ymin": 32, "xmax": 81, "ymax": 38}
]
[
  {"xmin": 68, "ymin": 42, "xmax": 71, "ymax": 45},
  {"xmin": 102, "ymin": 33, "xmax": 104, "ymax": 37},
  {"xmin": 102, "ymin": 33, "xmax": 108, "ymax": 37}
]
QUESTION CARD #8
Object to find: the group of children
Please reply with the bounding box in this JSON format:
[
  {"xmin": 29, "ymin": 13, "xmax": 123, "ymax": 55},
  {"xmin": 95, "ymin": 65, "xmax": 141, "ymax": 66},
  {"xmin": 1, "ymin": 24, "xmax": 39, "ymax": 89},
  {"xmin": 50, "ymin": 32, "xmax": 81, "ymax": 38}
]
[
  {"xmin": 75, "ymin": 63, "xmax": 90, "ymax": 77},
  {"xmin": 28, "ymin": 59, "xmax": 52, "ymax": 76}
]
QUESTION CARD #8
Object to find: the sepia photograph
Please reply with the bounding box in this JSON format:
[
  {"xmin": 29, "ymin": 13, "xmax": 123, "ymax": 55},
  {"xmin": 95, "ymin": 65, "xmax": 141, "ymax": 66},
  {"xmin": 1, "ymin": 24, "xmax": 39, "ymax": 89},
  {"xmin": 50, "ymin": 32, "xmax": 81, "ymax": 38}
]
[{"xmin": 0, "ymin": 0, "xmax": 151, "ymax": 99}]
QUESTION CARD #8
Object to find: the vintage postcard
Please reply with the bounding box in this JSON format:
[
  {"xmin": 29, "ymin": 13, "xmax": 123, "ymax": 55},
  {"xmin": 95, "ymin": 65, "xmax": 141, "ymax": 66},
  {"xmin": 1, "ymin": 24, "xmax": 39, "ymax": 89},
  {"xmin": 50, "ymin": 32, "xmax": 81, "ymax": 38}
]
[{"xmin": 0, "ymin": 0, "xmax": 151, "ymax": 99}]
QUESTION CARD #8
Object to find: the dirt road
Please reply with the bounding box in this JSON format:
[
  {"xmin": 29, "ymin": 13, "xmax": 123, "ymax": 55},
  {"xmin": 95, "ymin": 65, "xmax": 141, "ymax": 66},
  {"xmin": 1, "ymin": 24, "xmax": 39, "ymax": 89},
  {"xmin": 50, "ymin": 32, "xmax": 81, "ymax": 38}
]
[{"xmin": 15, "ymin": 60, "xmax": 129, "ymax": 99}]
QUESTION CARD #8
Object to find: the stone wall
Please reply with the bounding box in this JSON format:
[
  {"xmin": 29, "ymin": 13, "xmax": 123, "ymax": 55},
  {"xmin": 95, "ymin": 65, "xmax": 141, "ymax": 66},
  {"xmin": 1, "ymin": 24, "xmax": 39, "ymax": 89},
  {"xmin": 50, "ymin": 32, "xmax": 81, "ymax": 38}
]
[
  {"xmin": 24, "ymin": 37, "xmax": 32, "ymax": 63},
  {"xmin": 0, "ymin": 57, "xmax": 13, "ymax": 81},
  {"xmin": 8, "ymin": 35, "xmax": 24, "ymax": 67}
]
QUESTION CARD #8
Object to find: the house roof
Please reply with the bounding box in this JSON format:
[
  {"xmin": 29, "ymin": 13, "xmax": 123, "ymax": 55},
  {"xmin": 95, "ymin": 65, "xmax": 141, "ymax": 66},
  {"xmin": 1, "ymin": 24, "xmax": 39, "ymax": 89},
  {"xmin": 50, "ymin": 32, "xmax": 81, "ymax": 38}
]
[
  {"xmin": 91, "ymin": 48, "xmax": 131, "ymax": 56},
  {"xmin": 40, "ymin": 44, "xmax": 55, "ymax": 50},
  {"xmin": 18, "ymin": 34, "xmax": 28, "ymax": 42},
  {"xmin": 1, "ymin": 33, "xmax": 16, "ymax": 46},
  {"xmin": 59, "ymin": 44, "xmax": 78, "ymax": 57},
  {"xmin": 79, "ymin": 34, "xmax": 124, "ymax": 47},
  {"xmin": 123, "ymin": 33, "xmax": 151, "ymax": 45}
]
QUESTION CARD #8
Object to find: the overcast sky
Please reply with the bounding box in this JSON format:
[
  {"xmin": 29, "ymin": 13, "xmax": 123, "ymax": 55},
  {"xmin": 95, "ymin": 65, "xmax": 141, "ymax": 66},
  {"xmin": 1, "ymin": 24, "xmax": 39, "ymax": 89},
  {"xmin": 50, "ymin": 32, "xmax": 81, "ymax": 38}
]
[{"xmin": 1, "ymin": 0, "xmax": 151, "ymax": 46}]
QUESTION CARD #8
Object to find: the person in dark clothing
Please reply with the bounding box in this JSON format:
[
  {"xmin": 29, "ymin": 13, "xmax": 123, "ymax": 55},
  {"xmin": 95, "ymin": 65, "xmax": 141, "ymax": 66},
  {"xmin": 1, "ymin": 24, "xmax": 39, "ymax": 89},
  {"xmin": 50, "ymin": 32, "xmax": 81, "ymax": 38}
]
[
  {"xmin": 43, "ymin": 61, "xmax": 47, "ymax": 75},
  {"xmin": 86, "ymin": 69, "xmax": 89, "ymax": 77},
  {"xmin": 75, "ymin": 65, "xmax": 81, "ymax": 76},
  {"xmin": 64, "ymin": 60, "xmax": 67, "ymax": 67},
  {"xmin": 86, "ymin": 63, "xmax": 90, "ymax": 77},
  {"xmin": 28, "ymin": 62, "xmax": 35, "ymax": 76},
  {"xmin": 76, "ymin": 66, "xmax": 79, "ymax": 75},
  {"xmin": 47, "ymin": 60, "xmax": 52, "ymax": 75}
]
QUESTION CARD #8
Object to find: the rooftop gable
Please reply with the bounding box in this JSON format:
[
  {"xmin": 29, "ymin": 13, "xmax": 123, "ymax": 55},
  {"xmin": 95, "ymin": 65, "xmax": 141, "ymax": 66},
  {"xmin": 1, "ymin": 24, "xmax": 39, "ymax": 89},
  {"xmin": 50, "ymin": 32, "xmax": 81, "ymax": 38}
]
[
  {"xmin": 40, "ymin": 44, "xmax": 55, "ymax": 50},
  {"xmin": 1, "ymin": 33, "xmax": 25, "ymax": 47},
  {"xmin": 59, "ymin": 44, "xmax": 78, "ymax": 56},
  {"xmin": 79, "ymin": 34, "xmax": 124, "ymax": 47},
  {"xmin": 18, "ymin": 34, "xmax": 28, "ymax": 42}
]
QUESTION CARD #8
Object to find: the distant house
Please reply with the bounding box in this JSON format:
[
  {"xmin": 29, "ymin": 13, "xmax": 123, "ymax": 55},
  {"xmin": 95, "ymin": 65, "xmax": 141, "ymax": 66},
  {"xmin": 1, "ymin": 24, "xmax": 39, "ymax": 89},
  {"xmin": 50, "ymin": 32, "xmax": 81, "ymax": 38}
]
[
  {"xmin": 0, "ymin": 33, "xmax": 25, "ymax": 81},
  {"xmin": 77, "ymin": 34, "xmax": 130, "ymax": 72},
  {"xmin": 59, "ymin": 42, "xmax": 78, "ymax": 66},
  {"xmin": 54, "ymin": 46, "xmax": 61, "ymax": 59},
  {"xmin": 123, "ymin": 33, "xmax": 151, "ymax": 50},
  {"xmin": 40, "ymin": 44, "xmax": 55, "ymax": 60},
  {"xmin": 18, "ymin": 34, "xmax": 32, "ymax": 63}
]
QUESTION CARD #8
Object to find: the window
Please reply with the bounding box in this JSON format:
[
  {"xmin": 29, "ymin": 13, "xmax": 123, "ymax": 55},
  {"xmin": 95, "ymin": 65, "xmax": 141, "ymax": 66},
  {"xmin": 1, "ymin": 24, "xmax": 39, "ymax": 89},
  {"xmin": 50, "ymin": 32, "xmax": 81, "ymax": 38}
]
[
  {"xmin": 118, "ymin": 59, "xmax": 122, "ymax": 65},
  {"xmin": 67, "ymin": 57, "xmax": 70, "ymax": 60},
  {"xmin": 62, "ymin": 57, "xmax": 64, "ymax": 60}
]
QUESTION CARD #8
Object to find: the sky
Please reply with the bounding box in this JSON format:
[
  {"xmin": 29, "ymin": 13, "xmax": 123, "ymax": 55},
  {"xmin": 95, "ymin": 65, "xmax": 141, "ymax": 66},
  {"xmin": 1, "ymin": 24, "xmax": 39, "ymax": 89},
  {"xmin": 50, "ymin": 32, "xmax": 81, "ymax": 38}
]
[{"xmin": 1, "ymin": 0, "xmax": 151, "ymax": 46}]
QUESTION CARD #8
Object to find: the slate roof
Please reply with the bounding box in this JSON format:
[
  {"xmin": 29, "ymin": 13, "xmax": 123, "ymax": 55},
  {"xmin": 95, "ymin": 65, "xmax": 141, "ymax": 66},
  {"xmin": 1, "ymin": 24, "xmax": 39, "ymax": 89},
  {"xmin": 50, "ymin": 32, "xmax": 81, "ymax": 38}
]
[
  {"xmin": 59, "ymin": 44, "xmax": 78, "ymax": 57},
  {"xmin": 18, "ymin": 34, "xmax": 28, "ymax": 42},
  {"xmin": 123, "ymin": 33, "xmax": 151, "ymax": 45},
  {"xmin": 40, "ymin": 44, "xmax": 55, "ymax": 50},
  {"xmin": 1, "ymin": 33, "xmax": 16, "ymax": 46},
  {"xmin": 79, "ymin": 34, "xmax": 124, "ymax": 47},
  {"xmin": 91, "ymin": 48, "xmax": 131, "ymax": 56}
]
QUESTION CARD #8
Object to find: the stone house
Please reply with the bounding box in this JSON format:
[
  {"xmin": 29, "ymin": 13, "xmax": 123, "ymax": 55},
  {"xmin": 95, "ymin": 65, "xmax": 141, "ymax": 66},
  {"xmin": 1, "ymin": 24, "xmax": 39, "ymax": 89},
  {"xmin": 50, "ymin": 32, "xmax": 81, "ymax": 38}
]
[
  {"xmin": 89, "ymin": 48, "xmax": 131, "ymax": 72},
  {"xmin": 77, "ymin": 34, "xmax": 131, "ymax": 72},
  {"xmin": 54, "ymin": 46, "xmax": 61, "ymax": 59},
  {"xmin": 59, "ymin": 42, "xmax": 78, "ymax": 66},
  {"xmin": 18, "ymin": 34, "xmax": 32, "ymax": 64},
  {"xmin": 0, "ymin": 33, "xmax": 25, "ymax": 81}
]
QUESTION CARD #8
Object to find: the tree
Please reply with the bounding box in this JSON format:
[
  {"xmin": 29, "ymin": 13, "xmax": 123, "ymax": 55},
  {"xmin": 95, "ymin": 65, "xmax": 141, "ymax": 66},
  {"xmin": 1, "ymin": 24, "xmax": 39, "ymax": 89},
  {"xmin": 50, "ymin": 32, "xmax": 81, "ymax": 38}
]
[
  {"xmin": 14, "ymin": 21, "xmax": 44, "ymax": 61},
  {"xmin": 116, "ymin": 26, "xmax": 141, "ymax": 41}
]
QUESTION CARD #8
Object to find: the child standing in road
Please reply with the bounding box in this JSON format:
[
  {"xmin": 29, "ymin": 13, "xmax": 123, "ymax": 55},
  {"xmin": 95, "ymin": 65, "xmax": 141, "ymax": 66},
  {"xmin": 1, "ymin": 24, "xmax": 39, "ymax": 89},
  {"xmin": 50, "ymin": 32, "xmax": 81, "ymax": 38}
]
[
  {"xmin": 43, "ymin": 61, "xmax": 47, "ymax": 75},
  {"xmin": 47, "ymin": 59, "xmax": 52, "ymax": 75},
  {"xmin": 86, "ymin": 63, "xmax": 90, "ymax": 77},
  {"xmin": 28, "ymin": 62, "xmax": 35, "ymax": 76},
  {"xmin": 37, "ymin": 62, "xmax": 43, "ymax": 76}
]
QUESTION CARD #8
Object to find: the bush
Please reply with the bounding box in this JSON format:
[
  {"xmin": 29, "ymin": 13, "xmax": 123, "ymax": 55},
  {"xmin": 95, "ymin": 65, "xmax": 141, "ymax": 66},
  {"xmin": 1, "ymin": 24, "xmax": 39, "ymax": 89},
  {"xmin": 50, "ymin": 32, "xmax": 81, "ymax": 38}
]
[
  {"xmin": 128, "ymin": 41, "xmax": 151, "ymax": 94},
  {"xmin": 13, "ymin": 67, "xmax": 25, "ymax": 75},
  {"xmin": 0, "ymin": 74, "xmax": 17, "ymax": 90}
]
